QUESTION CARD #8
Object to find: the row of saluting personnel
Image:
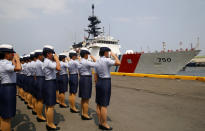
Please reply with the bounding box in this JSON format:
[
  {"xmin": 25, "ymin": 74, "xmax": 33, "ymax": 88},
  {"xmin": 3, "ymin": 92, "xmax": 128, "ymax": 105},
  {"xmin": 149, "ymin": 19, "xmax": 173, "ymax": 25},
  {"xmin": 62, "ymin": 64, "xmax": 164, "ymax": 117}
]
[{"xmin": 0, "ymin": 44, "xmax": 120, "ymax": 131}]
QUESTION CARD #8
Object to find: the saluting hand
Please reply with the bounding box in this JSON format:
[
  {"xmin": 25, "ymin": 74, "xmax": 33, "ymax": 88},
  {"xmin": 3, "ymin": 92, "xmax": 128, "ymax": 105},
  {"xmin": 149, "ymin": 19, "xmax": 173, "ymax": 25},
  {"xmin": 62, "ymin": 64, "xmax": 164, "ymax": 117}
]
[
  {"xmin": 66, "ymin": 57, "xmax": 70, "ymax": 62},
  {"xmin": 90, "ymin": 55, "xmax": 96, "ymax": 62},
  {"xmin": 110, "ymin": 52, "xmax": 116, "ymax": 57},
  {"xmin": 14, "ymin": 53, "xmax": 20, "ymax": 60},
  {"xmin": 53, "ymin": 54, "xmax": 59, "ymax": 61}
]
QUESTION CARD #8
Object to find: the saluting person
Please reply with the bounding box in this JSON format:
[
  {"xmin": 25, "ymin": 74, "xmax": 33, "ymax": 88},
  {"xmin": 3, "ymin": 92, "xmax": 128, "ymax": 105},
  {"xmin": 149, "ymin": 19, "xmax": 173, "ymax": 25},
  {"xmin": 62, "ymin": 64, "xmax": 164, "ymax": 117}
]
[
  {"xmin": 0, "ymin": 51, "xmax": 3, "ymax": 131},
  {"xmin": 78, "ymin": 48, "xmax": 96, "ymax": 120},
  {"xmin": 94, "ymin": 47, "xmax": 120, "ymax": 130},
  {"xmin": 34, "ymin": 50, "xmax": 46, "ymax": 122},
  {"xmin": 42, "ymin": 45, "xmax": 61, "ymax": 130},
  {"xmin": 68, "ymin": 50, "xmax": 80, "ymax": 113},
  {"xmin": 18, "ymin": 57, "xmax": 25, "ymax": 100},
  {"xmin": 20, "ymin": 56, "xmax": 27, "ymax": 102},
  {"xmin": 30, "ymin": 51, "xmax": 37, "ymax": 115},
  {"xmin": 0, "ymin": 44, "xmax": 21, "ymax": 131},
  {"xmin": 26, "ymin": 53, "xmax": 34, "ymax": 109},
  {"xmin": 57, "ymin": 53, "xmax": 69, "ymax": 108}
]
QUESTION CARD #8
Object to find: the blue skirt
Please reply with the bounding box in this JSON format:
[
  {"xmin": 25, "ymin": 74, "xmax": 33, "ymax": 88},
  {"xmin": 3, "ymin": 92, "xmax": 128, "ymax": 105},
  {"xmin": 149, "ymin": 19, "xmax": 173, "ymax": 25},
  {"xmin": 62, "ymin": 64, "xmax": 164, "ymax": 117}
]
[
  {"xmin": 0, "ymin": 84, "xmax": 16, "ymax": 119},
  {"xmin": 69, "ymin": 74, "xmax": 78, "ymax": 94},
  {"xmin": 24, "ymin": 76, "xmax": 29, "ymax": 92},
  {"xmin": 16, "ymin": 74, "xmax": 20, "ymax": 87},
  {"xmin": 27, "ymin": 76, "xmax": 32, "ymax": 93},
  {"xmin": 29, "ymin": 76, "xmax": 35, "ymax": 96},
  {"xmin": 18, "ymin": 74, "xmax": 23, "ymax": 88},
  {"xmin": 79, "ymin": 75, "xmax": 92, "ymax": 99},
  {"xmin": 22, "ymin": 75, "xmax": 26, "ymax": 91},
  {"xmin": 43, "ymin": 80, "xmax": 57, "ymax": 106},
  {"xmin": 58, "ymin": 74, "xmax": 68, "ymax": 93},
  {"xmin": 95, "ymin": 78, "xmax": 111, "ymax": 107},
  {"xmin": 35, "ymin": 77, "xmax": 45, "ymax": 100}
]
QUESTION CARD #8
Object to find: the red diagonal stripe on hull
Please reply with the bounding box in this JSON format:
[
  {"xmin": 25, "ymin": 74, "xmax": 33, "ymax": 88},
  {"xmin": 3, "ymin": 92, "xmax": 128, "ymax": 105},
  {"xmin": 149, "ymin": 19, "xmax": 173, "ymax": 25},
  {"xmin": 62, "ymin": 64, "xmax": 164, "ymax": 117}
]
[{"xmin": 118, "ymin": 54, "xmax": 141, "ymax": 73}]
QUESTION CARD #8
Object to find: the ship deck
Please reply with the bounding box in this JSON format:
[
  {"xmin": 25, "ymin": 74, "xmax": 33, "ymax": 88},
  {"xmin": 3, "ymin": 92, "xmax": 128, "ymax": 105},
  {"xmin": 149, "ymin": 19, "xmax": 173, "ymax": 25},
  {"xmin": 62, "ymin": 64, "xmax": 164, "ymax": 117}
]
[{"xmin": 14, "ymin": 75, "xmax": 205, "ymax": 131}]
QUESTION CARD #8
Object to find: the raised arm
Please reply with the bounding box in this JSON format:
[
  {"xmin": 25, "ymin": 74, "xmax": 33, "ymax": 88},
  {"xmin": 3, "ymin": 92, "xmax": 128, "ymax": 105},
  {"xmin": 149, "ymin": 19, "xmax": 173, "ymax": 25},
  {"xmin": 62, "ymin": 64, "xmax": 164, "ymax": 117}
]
[
  {"xmin": 54, "ymin": 54, "xmax": 61, "ymax": 71},
  {"xmin": 13, "ymin": 53, "xmax": 22, "ymax": 71},
  {"xmin": 110, "ymin": 52, "xmax": 121, "ymax": 66},
  {"xmin": 90, "ymin": 55, "xmax": 96, "ymax": 62}
]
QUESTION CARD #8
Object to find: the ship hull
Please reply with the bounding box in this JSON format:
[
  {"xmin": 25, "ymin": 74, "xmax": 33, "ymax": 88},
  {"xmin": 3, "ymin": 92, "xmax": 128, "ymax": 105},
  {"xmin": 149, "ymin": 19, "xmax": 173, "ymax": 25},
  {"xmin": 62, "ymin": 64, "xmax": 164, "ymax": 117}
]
[{"xmin": 115, "ymin": 50, "xmax": 200, "ymax": 75}]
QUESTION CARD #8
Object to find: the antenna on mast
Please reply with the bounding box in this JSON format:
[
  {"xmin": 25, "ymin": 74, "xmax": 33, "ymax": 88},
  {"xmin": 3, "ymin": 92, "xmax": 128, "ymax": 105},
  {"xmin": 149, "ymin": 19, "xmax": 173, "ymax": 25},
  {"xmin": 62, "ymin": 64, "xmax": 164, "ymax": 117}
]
[
  {"xmin": 179, "ymin": 41, "xmax": 183, "ymax": 51},
  {"xmin": 162, "ymin": 42, "xmax": 166, "ymax": 51},
  {"xmin": 85, "ymin": 4, "xmax": 102, "ymax": 39},
  {"xmin": 108, "ymin": 24, "xmax": 110, "ymax": 36},
  {"xmin": 92, "ymin": 4, "xmax": 94, "ymax": 16},
  {"xmin": 195, "ymin": 37, "xmax": 200, "ymax": 49}
]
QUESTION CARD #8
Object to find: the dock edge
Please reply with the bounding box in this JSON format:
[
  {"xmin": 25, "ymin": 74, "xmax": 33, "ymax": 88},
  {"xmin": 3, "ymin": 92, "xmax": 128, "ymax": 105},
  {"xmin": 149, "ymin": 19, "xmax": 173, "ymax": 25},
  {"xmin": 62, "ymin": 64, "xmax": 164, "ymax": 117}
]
[{"xmin": 110, "ymin": 72, "xmax": 205, "ymax": 82}]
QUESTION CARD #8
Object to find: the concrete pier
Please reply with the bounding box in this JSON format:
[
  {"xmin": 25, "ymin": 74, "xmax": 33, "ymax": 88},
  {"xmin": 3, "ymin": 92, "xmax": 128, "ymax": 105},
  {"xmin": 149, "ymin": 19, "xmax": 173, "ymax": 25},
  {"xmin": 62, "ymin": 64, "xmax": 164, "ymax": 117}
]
[{"xmin": 13, "ymin": 75, "xmax": 205, "ymax": 131}]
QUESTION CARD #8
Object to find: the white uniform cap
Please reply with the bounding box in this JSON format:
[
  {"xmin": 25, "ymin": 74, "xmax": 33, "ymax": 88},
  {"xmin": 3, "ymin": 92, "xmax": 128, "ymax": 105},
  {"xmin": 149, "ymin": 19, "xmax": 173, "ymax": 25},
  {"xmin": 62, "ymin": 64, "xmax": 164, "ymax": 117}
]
[
  {"xmin": 0, "ymin": 44, "xmax": 13, "ymax": 49},
  {"xmin": 69, "ymin": 50, "xmax": 76, "ymax": 54},
  {"xmin": 34, "ymin": 49, "xmax": 43, "ymax": 53},
  {"xmin": 44, "ymin": 45, "xmax": 54, "ymax": 50},
  {"xmin": 59, "ymin": 53, "xmax": 66, "ymax": 56},
  {"xmin": 30, "ymin": 52, "xmax": 35, "ymax": 55},
  {"xmin": 80, "ymin": 47, "xmax": 89, "ymax": 51}
]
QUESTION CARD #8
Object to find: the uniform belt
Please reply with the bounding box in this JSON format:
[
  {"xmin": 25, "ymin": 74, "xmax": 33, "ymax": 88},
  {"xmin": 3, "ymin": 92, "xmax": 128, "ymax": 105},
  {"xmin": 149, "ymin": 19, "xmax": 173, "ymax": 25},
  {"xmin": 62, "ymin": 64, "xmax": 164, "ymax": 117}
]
[
  {"xmin": 98, "ymin": 77, "xmax": 111, "ymax": 80},
  {"xmin": 69, "ymin": 74, "xmax": 78, "ymax": 75},
  {"xmin": 80, "ymin": 75, "xmax": 92, "ymax": 77},
  {"xmin": 45, "ymin": 79, "xmax": 56, "ymax": 81},
  {"xmin": 36, "ymin": 76, "xmax": 45, "ymax": 78},
  {"xmin": 59, "ymin": 74, "xmax": 68, "ymax": 76},
  {"xmin": 1, "ymin": 83, "xmax": 16, "ymax": 86}
]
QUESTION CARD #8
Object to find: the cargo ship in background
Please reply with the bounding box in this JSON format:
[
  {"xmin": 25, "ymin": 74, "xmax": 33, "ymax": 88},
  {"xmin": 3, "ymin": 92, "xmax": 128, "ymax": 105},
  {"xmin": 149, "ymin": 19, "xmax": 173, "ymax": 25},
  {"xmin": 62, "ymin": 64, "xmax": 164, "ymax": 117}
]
[{"xmin": 64, "ymin": 4, "xmax": 201, "ymax": 75}]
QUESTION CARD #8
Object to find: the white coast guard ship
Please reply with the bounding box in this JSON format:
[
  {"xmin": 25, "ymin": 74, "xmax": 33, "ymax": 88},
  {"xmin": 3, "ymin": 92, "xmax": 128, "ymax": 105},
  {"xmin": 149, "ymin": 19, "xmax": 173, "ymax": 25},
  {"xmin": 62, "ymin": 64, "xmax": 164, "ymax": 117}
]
[{"xmin": 64, "ymin": 4, "xmax": 200, "ymax": 75}]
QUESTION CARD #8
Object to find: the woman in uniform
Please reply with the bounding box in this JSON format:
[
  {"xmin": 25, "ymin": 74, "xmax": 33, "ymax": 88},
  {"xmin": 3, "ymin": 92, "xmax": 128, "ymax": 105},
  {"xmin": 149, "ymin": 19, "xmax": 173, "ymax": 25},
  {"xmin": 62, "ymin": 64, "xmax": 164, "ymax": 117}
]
[
  {"xmin": 78, "ymin": 48, "xmax": 96, "ymax": 120},
  {"xmin": 21, "ymin": 55, "xmax": 27, "ymax": 102},
  {"xmin": 68, "ymin": 50, "xmax": 80, "ymax": 113},
  {"xmin": 30, "ymin": 52, "xmax": 37, "ymax": 115},
  {"xmin": 34, "ymin": 50, "xmax": 46, "ymax": 122},
  {"xmin": 94, "ymin": 47, "xmax": 120, "ymax": 130},
  {"xmin": 57, "ymin": 53, "xmax": 69, "ymax": 108},
  {"xmin": 23, "ymin": 55, "xmax": 30, "ymax": 104},
  {"xmin": 26, "ymin": 54, "xmax": 33, "ymax": 109},
  {"xmin": 42, "ymin": 45, "xmax": 60, "ymax": 130},
  {"xmin": 0, "ymin": 51, "xmax": 3, "ymax": 131},
  {"xmin": 18, "ymin": 57, "xmax": 25, "ymax": 100},
  {"xmin": 0, "ymin": 44, "xmax": 21, "ymax": 131}
]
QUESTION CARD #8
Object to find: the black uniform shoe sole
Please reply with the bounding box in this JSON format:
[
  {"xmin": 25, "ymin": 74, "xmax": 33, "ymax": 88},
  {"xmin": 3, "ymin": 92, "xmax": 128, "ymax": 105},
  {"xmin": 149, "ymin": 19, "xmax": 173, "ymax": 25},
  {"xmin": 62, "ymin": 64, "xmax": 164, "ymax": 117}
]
[
  {"xmin": 32, "ymin": 111, "xmax": 37, "ymax": 115},
  {"xmin": 36, "ymin": 117, "xmax": 46, "ymax": 122},
  {"xmin": 81, "ymin": 115, "xmax": 93, "ymax": 120},
  {"xmin": 46, "ymin": 125, "xmax": 60, "ymax": 131},
  {"xmin": 70, "ymin": 109, "xmax": 80, "ymax": 113},
  {"xmin": 27, "ymin": 106, "xmax": 32, "ymax": 109},
  {"xmin": 99, "ymin": 125, "xmax": 113, "ymax": 130},
  {"xmin": 59, "ymin": 104, "xmax": 69, "ymax": 108}
]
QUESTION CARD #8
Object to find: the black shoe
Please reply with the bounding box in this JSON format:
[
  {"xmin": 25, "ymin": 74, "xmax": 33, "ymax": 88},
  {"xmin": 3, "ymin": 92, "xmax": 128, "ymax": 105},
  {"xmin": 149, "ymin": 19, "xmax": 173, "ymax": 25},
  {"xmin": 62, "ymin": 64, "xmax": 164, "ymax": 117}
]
[
  {"xmin": 36, "ymin": 117, "xmax": 46, "ymax": 122},
  {"xmin": 99, "ymin": 125, "xmax": 113, "ymax": 130},
  {"xmin": 27, "ymin": 106, "xmax": 32, "ymax": 109},
  {"xmin": 70, "ymin": 109, "xmax": 80, "ymax": 113},
  {"xmin": 32, "ymin": 111, "xmax": 37, "ymax": 115},
  {"xmin": 59, "ymin": 104, "xmax": 69, "ymax": 108},
  {"xmin": 46, "ymin": 125, "xmax": 60, "ymax": 131},
  {"xmin": 81, "ymin": 115, "xmax": 93, "ymax": 120}
]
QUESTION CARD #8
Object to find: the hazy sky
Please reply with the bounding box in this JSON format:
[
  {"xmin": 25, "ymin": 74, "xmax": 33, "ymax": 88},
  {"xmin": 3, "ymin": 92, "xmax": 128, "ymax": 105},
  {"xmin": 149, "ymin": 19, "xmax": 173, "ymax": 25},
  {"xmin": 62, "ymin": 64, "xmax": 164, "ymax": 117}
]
[{"xmin": 0, "ymin": 0, "xmax": 204, "ymax": 55}]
